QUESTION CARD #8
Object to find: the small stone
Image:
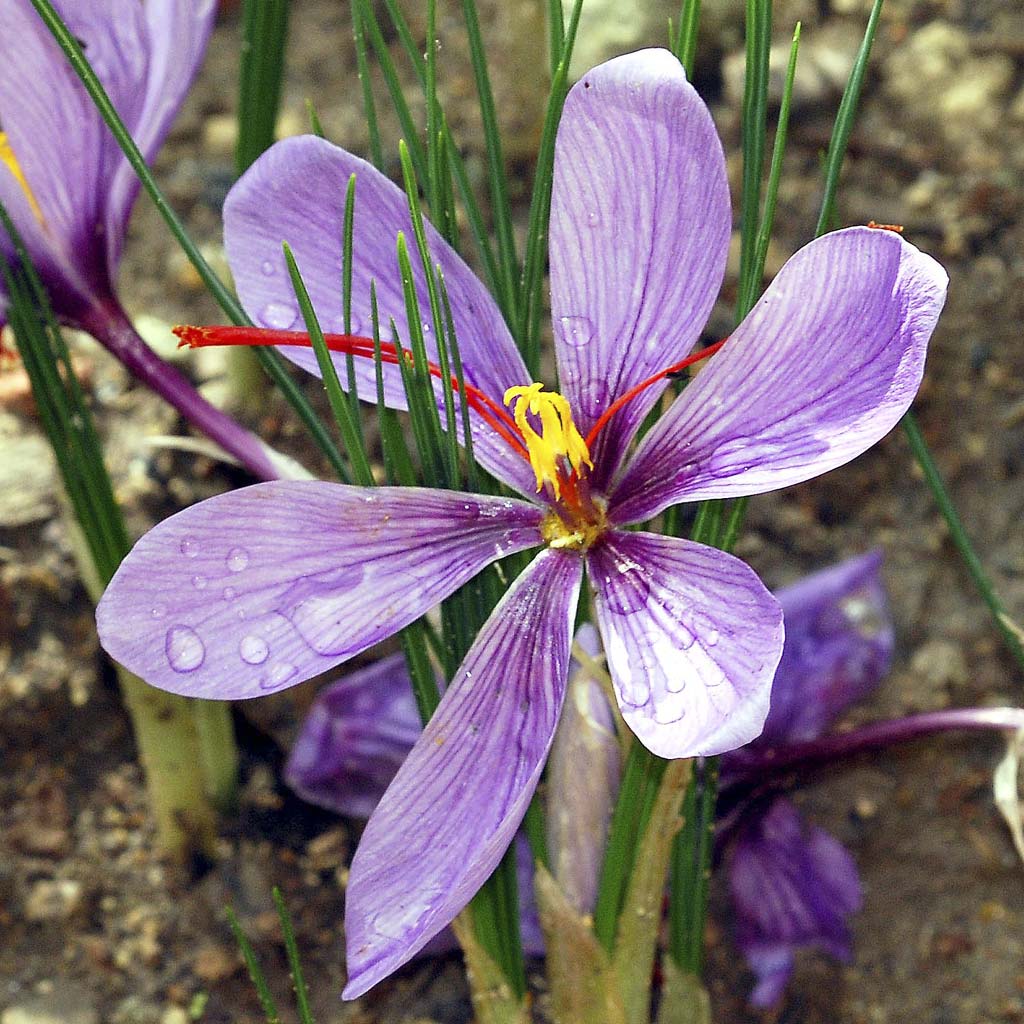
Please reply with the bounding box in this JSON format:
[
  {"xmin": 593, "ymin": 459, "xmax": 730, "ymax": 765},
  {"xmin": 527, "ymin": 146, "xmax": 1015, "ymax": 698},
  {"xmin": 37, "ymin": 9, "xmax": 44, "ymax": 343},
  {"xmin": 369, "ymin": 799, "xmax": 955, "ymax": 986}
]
[
  {"xmin": 1, "ymin": 983, "xmax": 98, "ymax": 1024},
  {"xmin": 202, "ymin": 113, "xmax": 237, "ymax": 155},
  {"xmin": 0, "ymin": 433, "xmax": 56, "ymax": 527},
  {"xmin": 911, "ymin": 639, "xmax": 969, "ymax": 692},
  {"xmin": 23, "ymin": 879, "xmax": 84, "ymax": 921},
  {"xmin": 192, "ymin": 942, "xmax": 239, "ymax": 983}
]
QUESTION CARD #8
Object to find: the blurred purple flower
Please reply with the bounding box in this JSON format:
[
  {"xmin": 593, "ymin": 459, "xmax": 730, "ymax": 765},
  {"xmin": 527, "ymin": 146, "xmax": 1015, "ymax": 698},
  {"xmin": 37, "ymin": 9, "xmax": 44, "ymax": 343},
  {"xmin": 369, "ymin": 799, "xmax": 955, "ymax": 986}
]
[
  {"xmin": 719, "ymin": 551, "xmax": 891, "ymax": 1007},
  {"xmin": 0, "ymin": 0, "xmax": 296, "ymax": 481},
  {"xmin": 0, "ymin": 0, "xmax": 215, "ymax": 326},
  {"xmin": 97, "ymin": 49, "xmax": 946, "ymax": 996},
  {"xmin": 285, "ymin": 653, "xmax": 424, "ymax": 819}
]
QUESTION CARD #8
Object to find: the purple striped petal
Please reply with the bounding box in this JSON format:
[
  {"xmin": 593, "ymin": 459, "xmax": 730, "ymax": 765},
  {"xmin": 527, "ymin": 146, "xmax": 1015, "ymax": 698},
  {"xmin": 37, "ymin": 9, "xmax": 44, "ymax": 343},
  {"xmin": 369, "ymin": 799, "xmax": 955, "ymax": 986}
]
[
  {"xmin": 550, "ymin": 49, "xmax": 729, "ymax": 487},
  {"xmin": 96, "ymin": 483, "xmax": 542, "ymax": 699},
  {"xmin": 284, "ymin": 654, "xmax": 426, "ymax": 818},
  {"xmin": 0, "ymin": 0, "xmax": 146, "ymax": 306},
  {"xmin": 0, "ymin": 0, "xmax": 214, "ymax": 312},
  {"xmin": 224, "ymin": 136, "xmax": 536, "ymax": 495},
  {"xmin": 104, "ymin": 0, "xmax": 217, "ymax": 271},
  {"xmin": 588, "ymin": 530, "xmax": 783, "ymax": 757},
  {"xmin": 343, "ymin": 548, "xmax": 583, "ymax": 999},
  {"xmin": 729, "ymin": 798, "xmax": 862, "ymax": 1008},
  {"xmin": 609, "ymin": 228, "xmax": 948, "ymax": 524}
]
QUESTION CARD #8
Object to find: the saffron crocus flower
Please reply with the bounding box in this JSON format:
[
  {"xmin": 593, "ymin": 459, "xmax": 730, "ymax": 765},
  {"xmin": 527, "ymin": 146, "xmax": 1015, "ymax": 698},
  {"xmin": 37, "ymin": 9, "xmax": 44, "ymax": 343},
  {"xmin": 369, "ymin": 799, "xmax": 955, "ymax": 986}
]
[
  {"xmin": 719, "ymin": 551, "xmax": 892, "ymax": 1007},
  {"xmin": 0, "ymin": 0, "xmax": 299, "ymax": 481},
  {"xmin": 720, "ymin": 553, "xmax": 1024, "ymax": 1006},
  {"xmin": 97, "ymin": 49, "xmax": 947, "ymax": 995}
]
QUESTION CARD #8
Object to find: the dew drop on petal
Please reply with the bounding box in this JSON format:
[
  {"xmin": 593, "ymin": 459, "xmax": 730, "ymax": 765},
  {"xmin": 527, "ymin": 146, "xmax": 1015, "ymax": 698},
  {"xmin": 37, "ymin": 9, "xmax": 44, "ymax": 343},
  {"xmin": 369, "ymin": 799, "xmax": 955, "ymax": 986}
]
[
  {"xmin": 222, "ymin": 586, "xmax": 236, "ymax": 601},
  {"xmin": 191, "ymin": 575, "xmax": 207, "ymax": 590},
  {"xmin": 179, "ymin": 536, "xmax": 200, "ymax": 558},
  {"xmin": 559, "ymin": 315, "xmax": 594, "ymax": 349},
  {"xmin": 260, "ymin": 301, "xmax": 297, "ymax": 330},
  {"xmin": 226, "ymin": 547, "xmax": 250, "ymax": 573},
  {"xmin": 150, "ymin": 605, "xmax": 166, "ymax": 619},
  {"xmin": 239, "ymin": 634, "xmax": 269, "ymax": 665},
  {"xmin": 586, "ymin": 209, "xmax": 600, "ymax": 227},
  {"xmin": 261, "ymin": 661, "xmax": 297, "ymax": 690},
  {"xmin": 704, "ymin": 628, "xmax": 720, "ymax": 648},
  {"xmin": 165, "ymin": 626, "xmax": 205, "ymax": 673},
  {"xmin": 260, "ymin": 259, "xmax": 275, "ymax": 277}
]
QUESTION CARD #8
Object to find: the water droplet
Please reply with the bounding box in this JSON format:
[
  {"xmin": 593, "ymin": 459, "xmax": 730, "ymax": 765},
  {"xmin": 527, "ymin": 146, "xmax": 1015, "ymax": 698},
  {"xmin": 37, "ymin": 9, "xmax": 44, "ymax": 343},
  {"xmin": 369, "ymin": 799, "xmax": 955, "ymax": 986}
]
[
  {"xmin": 586, "ymin": 209, "xmax": 600, "ymax": 227},
  {"xmin": 191, "ymin": 575, "xmax": 208, "ymax": 590},
  {"xmin": 261, "ymin": 661, "xmax": 297, "ymax": 690},
  {"xmin": 704, "ymin": 628, "xmax": 720, "ymax": 647},
  {"xmin": 559, "ymin": 315, "xmax": 595, "ymax": 349},
  {"xmin": 222, "ymin": 587, "xmax": 236, "ymax": 600},
  {"xmin": 239, "ymin": 634, "xmax": 269, "ymax": 665},
  {"xmin": 260, "ymin": 259, "xmax": 275, "ymax": 276},
  {"xmin": 165, "ymin": 625, "xmax": 205, "ymax": 673},
  {"xmin": 150, "ymin": 605, "xmax": 166, "ymax": 619},
  {"xmin": 282, "ymin": 566, "xmax": 367, "ymax": 655},
  {"xmin": 260, "ymin": 301, "xmax": 297, "ymax": 330},
  {"xmin": 226, "ymin": 547, "xmax": 250, "ymax": 573},
  {"xmin": 179, "ymin": 536, "xmax": 200, "ymax": 558}
]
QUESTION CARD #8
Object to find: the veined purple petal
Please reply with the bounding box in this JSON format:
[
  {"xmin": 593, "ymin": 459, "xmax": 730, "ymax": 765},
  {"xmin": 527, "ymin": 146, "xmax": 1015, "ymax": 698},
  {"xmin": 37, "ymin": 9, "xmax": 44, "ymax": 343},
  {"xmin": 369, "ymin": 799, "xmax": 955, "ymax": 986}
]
[
  {"xmin": 343, "ymin": 548, "xmax": 583, "ymax": 999},
  {"xmin": 729, "ymin": 798, "xmax": 861, "ymax": 1008},
  {"xmin": 105, "ymin": 0, "xmax": 217, "ymax": 272},
  {"xmin": 761, "ymin": 550, "xmax": 893, "ymax": 746},
  {"xmin": 223, "ymin": 135, "xmax": 536, "ymax": 495},
  {"xmin": 588, "ymin": 530, "xmax": 783, "ymax": 758},
  {"xmin": 550, "ymin": 49, "xmax": 729, "ymax": 487},
  {"xmin": 96, "ymin": 483, "xmax": 542, "ymax": 699},
  {"xmin": 284, "ymin": 654, "xmax": 425, "ymax": 818},
  {"xmin": 0, "ymin": 0, "xmax": 213, "ymax": 313},
  {"xmin": 609, "ymin": 228, "xmax": 948, "ymax": 524},
  {"xmin": 284, "ymin": 659, "xmax": 547, "ymax": 959}
]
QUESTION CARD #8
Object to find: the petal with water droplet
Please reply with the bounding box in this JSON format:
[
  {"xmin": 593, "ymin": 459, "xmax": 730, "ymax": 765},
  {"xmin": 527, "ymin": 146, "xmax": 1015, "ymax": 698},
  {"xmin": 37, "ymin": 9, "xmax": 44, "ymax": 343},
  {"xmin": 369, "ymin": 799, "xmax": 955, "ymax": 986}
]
[
  {"xmin": 550, "ymin": 50, "xmax": 730, "ymax": 487},
  {"xmin": 343, "ymin": 548, "xmax": 582, "ymax": 998},
  {"xmin": 97, "ymin": 483, "xmax": 543, "ymax": 700},
  {"xmin": 588, "ymin": 530, "xmax": 783, "ymax": 757}
]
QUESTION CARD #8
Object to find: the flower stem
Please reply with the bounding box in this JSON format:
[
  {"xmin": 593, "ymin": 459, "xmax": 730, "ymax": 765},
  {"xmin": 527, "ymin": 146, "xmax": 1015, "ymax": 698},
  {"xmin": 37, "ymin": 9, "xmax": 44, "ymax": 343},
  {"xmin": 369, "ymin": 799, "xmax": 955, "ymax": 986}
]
[
  {"xmin": 79, "ymin": 303, "xmax": 308, "ymax": 482},
  {"xmin": 901, "ymin": 412, "xmax": 1024, "ymax": 671},
  {"xmin": 721, "ymin": 707, "xmax": 1024, "ymax": 795}
]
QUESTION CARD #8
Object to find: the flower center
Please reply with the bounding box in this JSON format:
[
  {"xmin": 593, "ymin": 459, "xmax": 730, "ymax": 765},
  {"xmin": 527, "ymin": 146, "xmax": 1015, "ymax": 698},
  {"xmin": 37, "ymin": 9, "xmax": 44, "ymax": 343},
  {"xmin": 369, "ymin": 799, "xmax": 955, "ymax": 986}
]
[
  {"xmin": 0, "ymin": 134, "xmax": 44, "ymax": 226},
  {"xmin": 503, "ymin": 383, "xmax": 592, "ymax": 501},
  {"xmin": 540, "ymin": 494, "xmax": 608, "ymax": 552}
]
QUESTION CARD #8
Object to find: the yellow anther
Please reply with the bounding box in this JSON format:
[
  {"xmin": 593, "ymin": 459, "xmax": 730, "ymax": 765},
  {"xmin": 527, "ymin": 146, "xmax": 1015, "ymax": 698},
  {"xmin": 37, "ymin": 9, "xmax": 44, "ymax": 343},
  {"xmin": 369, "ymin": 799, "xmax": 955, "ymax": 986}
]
[
  {"xmin": 0, "ymin": 133, "xmax": 44, "ymax": 226},
  {"xmin": 503, "ymin": 383, "xmax": 593, "ymax": 500}
]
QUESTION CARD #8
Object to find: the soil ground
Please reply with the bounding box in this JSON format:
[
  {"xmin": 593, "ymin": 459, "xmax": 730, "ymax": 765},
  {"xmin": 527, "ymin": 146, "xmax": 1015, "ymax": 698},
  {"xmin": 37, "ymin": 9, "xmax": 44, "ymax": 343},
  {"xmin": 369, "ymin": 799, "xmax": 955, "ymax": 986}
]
[{"xmin": 2, "ymin": 1, "xmax": 1024, "ymax": 1021}]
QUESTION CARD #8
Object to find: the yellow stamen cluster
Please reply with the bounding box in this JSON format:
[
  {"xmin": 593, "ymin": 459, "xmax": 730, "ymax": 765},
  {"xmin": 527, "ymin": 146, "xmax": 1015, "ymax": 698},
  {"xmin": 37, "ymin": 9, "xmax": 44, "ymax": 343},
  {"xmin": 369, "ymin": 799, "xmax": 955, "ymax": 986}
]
[
  {"xmin": 0, "ymin": 133, "xmax": 45, "ymax": 226},
  {"xmin": 504, "ymin": 383, "xmax": 593, "ymax": 500}
]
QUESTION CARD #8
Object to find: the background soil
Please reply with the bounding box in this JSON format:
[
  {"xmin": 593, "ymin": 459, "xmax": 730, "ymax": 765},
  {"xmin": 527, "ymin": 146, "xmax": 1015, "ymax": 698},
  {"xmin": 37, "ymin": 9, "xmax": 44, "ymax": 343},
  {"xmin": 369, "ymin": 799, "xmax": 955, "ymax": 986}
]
[{"xmin": 2, "ymin": 1, "xmax": 1024, "ymax": 1022}]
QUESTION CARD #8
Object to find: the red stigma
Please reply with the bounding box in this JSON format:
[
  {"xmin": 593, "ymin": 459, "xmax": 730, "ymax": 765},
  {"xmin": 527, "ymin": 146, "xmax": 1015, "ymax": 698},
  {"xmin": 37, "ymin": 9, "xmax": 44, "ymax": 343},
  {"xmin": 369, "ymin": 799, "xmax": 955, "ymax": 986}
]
[
  {"xmin": 584, "ymin": 338, "xmax": 726, "ymax": 449},
  {"xmin": 173, "ymin": 325, "xmax": 530, "ymax": 460}
]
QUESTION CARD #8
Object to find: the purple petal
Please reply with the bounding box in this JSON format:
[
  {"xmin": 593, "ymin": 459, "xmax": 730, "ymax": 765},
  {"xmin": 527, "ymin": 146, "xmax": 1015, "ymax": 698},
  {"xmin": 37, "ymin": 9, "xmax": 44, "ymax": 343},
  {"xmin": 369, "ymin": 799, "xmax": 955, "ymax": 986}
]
[
  {"xmin": 342, "ymin": 548, "xmax": 583, "ymax": 999},
  {"xmin": 760, "ymin": 550, "xmax": 893, "ymax": 746},
  {"xmin": 0, "ymin": 0, "xmax": 145, "ymax": 305},
  {"xmin": 588, "ymin": 530, "xmax": 783, "ymax": 757},
  {"xmin": 104, "ymin": 0, "xmax": 217, "ymax": 271},
  {"xmin": 550, "ymin": 49, "xmax": 729, "ymax": 487},
  {"xmin": 224, "ymin": 136, "xmax": 536, "ymax": 495},
  {"xmin": 729, "ymin": 798, "xmax": 862, "ymax": 1008},
  {"xmin": 284, "ymin": 654, "xmax": 425, "ymax": 818},
  {"xmin": 96, "ymin": 483, "xmax": 542, "ymax": 699},
  {"xmin": 546, "ymin": 623, "xmax": 620, "ymax": 916},
  {"xmin": 609, "ymin": 228, "xmax": 948, "ymax": 524}
]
